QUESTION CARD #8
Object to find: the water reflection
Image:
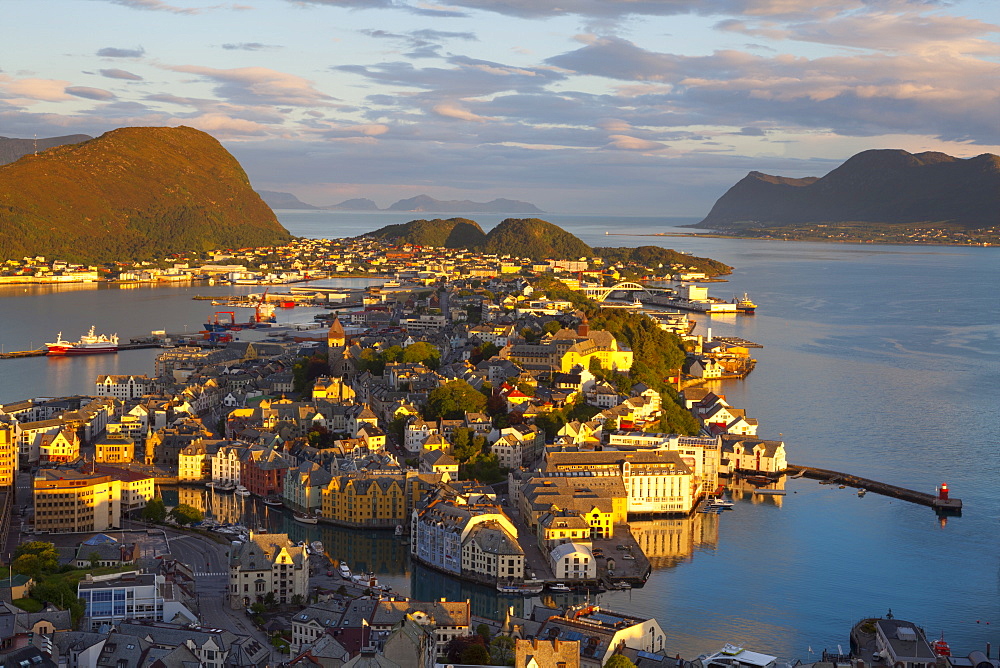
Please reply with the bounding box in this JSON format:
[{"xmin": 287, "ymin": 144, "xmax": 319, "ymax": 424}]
[{"xmin": 630, "ymin": 512, "xmax": 720, "ymax": 569}]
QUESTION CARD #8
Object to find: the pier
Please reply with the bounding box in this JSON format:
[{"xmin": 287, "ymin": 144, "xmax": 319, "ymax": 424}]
[{"xmin": 785, "ymin": 464, "xmax": 962, "ymax": 512}]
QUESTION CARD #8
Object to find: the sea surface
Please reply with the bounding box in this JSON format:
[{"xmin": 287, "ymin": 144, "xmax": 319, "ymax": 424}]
[{"xmin": 1, "ymin": 211, "xmax": 997, "ymax": 660}]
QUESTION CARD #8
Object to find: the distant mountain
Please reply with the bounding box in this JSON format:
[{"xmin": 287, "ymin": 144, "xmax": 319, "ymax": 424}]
[
  {"xmin": 367, "ymin": 218, "xmax": 487, "ymax": 248},
  {"xmin": 697, "ymin": 149, "xmax": 1000, "ymax": 229},
  {"xmin": 0, "ymin": 126, "xmax": 292, "ymax": 263},
  {"xmin": 0, "ymin": 134, "xmax": 92, "ymax": 166},
  {"xmin": 256, "ymin": 190, "xmax": 319, "ymax": 209},
  {"xmin": 325, "ymin": 198, "xmax": 379, "ymax": 211},
  {"xmin": 386, "ymin": 194, "xmax": 543, "ymax": 214}
]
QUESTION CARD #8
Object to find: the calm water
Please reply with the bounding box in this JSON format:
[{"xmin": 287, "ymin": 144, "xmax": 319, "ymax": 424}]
[{"xmin": 1, "ymin": 211, "xmax": 997, "ymax": 659}]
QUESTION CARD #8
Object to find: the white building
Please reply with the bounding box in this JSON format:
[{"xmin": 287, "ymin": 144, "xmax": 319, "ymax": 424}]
[
  {"xmin": 548, "ymin": 542, "xmax": 596, "ymax": 580},
  {"xmin": 95, "ymin": 375, "xmax": 152, "ymax": 400},
  {"xmin": 228, "ymin": 532, "xmax": 309, "ymax": 608},
  {"xmin": 78, "ymin": 571, "xmax": 197, "ymax": 631},
  {"xmin": 212, "ymin": 442, "xmax": 246, "ymax": 485}
]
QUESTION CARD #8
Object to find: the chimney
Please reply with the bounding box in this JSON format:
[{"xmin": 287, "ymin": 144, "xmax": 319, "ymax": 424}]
[{"xmin": 577, "ymin": 314, "xmax": 589, "ymax": 337}]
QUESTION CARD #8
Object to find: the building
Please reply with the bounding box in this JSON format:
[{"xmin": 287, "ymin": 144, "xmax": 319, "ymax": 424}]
[
  {"xmin": 548, "ymin": 542, "xmax": 596, "ymax": 580},
  {"xmin": 537, "ymin": 604, "xmax": 666, "ymax": 668},
  {"xmin": 92, "ymin": 465, "xmax": 155, "ymax": 513},
  {"xmin": 370, "ymin": 600, "xmax": 471, "ymax": 659},
  {"xmin": 93, "ymin": 434, "xmax": 134, "ymax": 463},
  {"xmin": 77, "ymin": 571, "xmax": 197, "ymax": 631},
  {"xmin": 115, "ymin": 620, "xmax": 271, "ymax": 668},
  {"xmin": 873, "ymin": 619, "xmax": 937, "ymax": 668},
  {"xmin": 0, "ymin": 422, "xmax": 17, "ymax": 489},
  {"xmin": 228, "ymin": 532, "xmax": 309, "ymax": 608},
  {"xmin": 37, "ymin": 428, "xmax": 79, "ymax": 464},
  {"xmin": 178, "ymin": 442, "xmax": 208, "ymax": 481},
  {"xmin": 95, "ymin": 375, "xmax": 151, "ymax": 400},
  {"xmin": 515, "ymin": 638, "xmax": 580, "ymax": 668},
  {"xmin": 33, "ymin": 470, "xmax": 121, "ymax": 533},
  {"xmin": 212, "ymin": 441, "xmax": 247, "ymax": 486},
  {"xmin": 462, "ymin": 521, "xmax": 525, "ymax": 582},
  {"xmin": 321, "ymin": 474, "xmax": 409, "ymax": 528}
]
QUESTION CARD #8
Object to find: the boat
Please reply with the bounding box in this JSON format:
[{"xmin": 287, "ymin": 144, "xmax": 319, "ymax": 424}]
[
  {"xmin": 547, "ymin": 583, "xmax": 572, "ymax": 593},
  {"xmin": 394, "ymin": 525, "xmax": 404, "ymax": 536},
  {"xmin": 497, "ymin": 581, "xmax": 545, "ymax": 595},
  {"xmin": 235, "ymin": 485, "xmax": 250, "ymax": 497},
  {"xmin": 262, "ymin": 496, "xmax": 283, "ymax": 507},
  {"xmin": 735, "ymin": 293, "xmax": 757, "ymax": 314},
  {"xmin": 46, "ymin": 326, "xmax": 119, "ymax": 355},
  {"xmin": 215, "ymin": 481, "xmax": 236, "ymax": 493},
  {"xmin": 858, "ymin": 488, "xmax": 867, "ymax": 497},
  {"xmin": 613, "ymin": 581, "xmax": 632, "ymax": 590},
  {"xmin": 706, "ymin": 496, "xmax": 734, "ymax": 509},
  {"xmin": 339, "ymin": 562, "xmax": 352, "ymax": 579},
  {"xmin": 293, "ymin": 512, "xmax": 319, "ymax": 524},
  {"xmin": 742, "ymin": 474, "xmax": 775, "ymax": 486},
  {"xmin": 311, "ymin": 541, "xmax": 325, "ymax": 555}
]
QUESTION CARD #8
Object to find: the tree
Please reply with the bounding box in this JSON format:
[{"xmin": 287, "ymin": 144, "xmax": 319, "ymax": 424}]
[
  {"xmin": 263, "ymin": 591, "xmax": 277, "ymax": 606},
  {"xmin": 476, "ymin": 623, "xmax": 492, "ymax": 643},
  {"xmin": 142, "ymin": 497, "xmax": 167, "ymax": 523},
  {"xmin": 489, "ymin": 635, "xmax": 515, "ymax": 665},
  {"xmin": 543, "ymin": 320, "xmax": 562, "ymax": 335},
  {"xmin": 461, "ymin": 644, "xmax": 492, "ymax": 665},
  {"xmin": 426, "ymin": 380, "xmax": 487, "ymax": 420},
  {"xmin": 402, "ymin": 341, "xmax": 441, "ymax": 369},
  {"xmin": 169, "ymin": 503, "xmax": 203, "ymax": 525},
  {"xmin": 451, "ymin": 427, "xmax": 478, "ymax": 463},
  {"xmin": 604, "ymin": 655, "xmax": 637, "ymax": 668},
  {"xmin": 12, "ymin": 542, "xmax": 59, "ymax": 579},
  {"xmin": 446, "ymin": 635, "xmax": 488, "ymax": 663},
  {"xmin": 88, "ymin": 552, "xmax": 102, "ymax": 569}
]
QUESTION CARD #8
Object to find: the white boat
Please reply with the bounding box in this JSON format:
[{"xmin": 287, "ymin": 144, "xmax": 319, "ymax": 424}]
[
  {"xmin": 262, "ymin": 496, "xmax": 283, "ymax": 507},
  {"xmin": 235, "ymin": 485, "xmax": 250, "ymax": 496},
  {"xmin": 293, "ymin": 512, "xmax": 319, "ymax": 525},
  {"xmin": 394, "ymin": 525, "xmax": 404, "ymax": 536},
  {"xmin": 858, "ymin": 488, "xmax": 867, "ymax": 497},
  {"xmin": 497, "ymin": 581, "xmax": 544, "ymax": 595},
  {"xmin": 339, "ymin": 562, "xmax": 352, "ymax": 579},
  {"xmin": 547, "ymin": 583, "xmax": 572, "ymax": 592},
  {"xmin": 311, "ymin": 540, "xmax": 324, "ymax": 555},
  {"xmin": 706, "ymin": 496, "xmax": 734, "ymax": 509}
]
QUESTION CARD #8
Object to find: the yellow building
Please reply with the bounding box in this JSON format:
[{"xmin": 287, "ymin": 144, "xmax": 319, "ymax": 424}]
[
  {"xmin": 33, "ymin": 470, "xmax": 122, "ymax": 533},
  {"xmin": 503, "ymin": 320, "xmax": 633, "ymax": 374},
  {"xmin": 94, "ymin": 434, "xmax": 135, "ymax": 463},
  {"xmin": 178, "ymin": 443, "xmax": 208, "ymax": 481},
  {"xmin": 321, "ymin": 472, "xmax": 435, "ymax": 528},
  {"xmin": 0, "ymin": 422, "xmax": 17, "ymax": 489}
]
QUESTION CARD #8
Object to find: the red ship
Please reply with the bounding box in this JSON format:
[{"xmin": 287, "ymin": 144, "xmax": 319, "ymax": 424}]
[{"xmin": 46, "ymin": 326, "xmax": 119, "ymax": 355}]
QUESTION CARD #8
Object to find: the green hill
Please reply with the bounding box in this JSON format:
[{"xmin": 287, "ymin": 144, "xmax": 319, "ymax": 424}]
[
  {"xmin": 594, "ymin": 246, "xmax": 731, "ymax": 276},
  {"xmin": 479, "ymin": 218, "xmax": 593, "ymax": 260},
  {"xmin": 0, "ymin": 126, "xmax": 291, "ymax": 263},
  {"xmin": 367, "ymin": 218, "xmax": 487, "ymax": 248}
]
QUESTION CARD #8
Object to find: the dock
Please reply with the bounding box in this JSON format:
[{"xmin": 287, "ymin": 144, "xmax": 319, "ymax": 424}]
[
  {"xmin": 786, "ymin": 464, "xmax": 962, "ymax": 512},
  {"xmin": 713, "ymin": 336, "xmax": 763, "ymax": 348}
]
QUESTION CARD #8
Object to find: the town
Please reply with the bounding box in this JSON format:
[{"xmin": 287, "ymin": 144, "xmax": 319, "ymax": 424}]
[{"xmin": 0, "ymin": 237, "xmax": 975, "ymax": 668}]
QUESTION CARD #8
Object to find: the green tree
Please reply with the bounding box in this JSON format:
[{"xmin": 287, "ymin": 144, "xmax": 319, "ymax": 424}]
[
  {"xmin": 88, "ymin": 552, "xmax": 102, "ymax": 569},
  {"xmin": 426, "ymin": 380, "xmax": 487, "ymax": 420},
  {"xmin": 604, "ymin": 655, "xmax": 637, "ymax": 668},
  {"xmin": 264, "ymin": 591, "xmax": 277, "ymax": 606},
  {"xmin": 489, "ymin": 636, "xmax": 515, "ymax": 665},
  {"xmin": 460, "ymin": 643, "xmax": 492, "ymax": 665},
  {"xmin": 543, "ymin": 320, "xmax": 562, "ymax": 335},
  {"xmin": 12, "ymin": 542, "xmax": 59, "ymax": 579},
  {"xmin": 169, "ymin": 503, "xmax": 203, "ymax": 525},
  {"xmin": 141, "ymin": 497, "xmax": 167, "ymax": 523},
  {"xmin": 476, "ymin": 623, "xmax": 492, "ymax": 643},
  {"xmin": 402, "ymin": 342, "xmax": 441, "ymax": 369},
  {"xmin": 30, "ymin": 579, "xmax": 83, "ymax": 623},
  {"xmin": 451, "ymin": 427, "xmax": 477, "ymax": 463}
]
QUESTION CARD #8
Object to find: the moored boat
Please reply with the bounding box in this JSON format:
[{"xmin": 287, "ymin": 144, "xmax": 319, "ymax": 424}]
[
  {"xmin": 706, "ymin": 496, "xmax": 734, "ymax": 508},
  {"xmin": 215, "ymin": 481, "xmax": 236, "ymax": 493},
  {"xmin": 46, "ymin": 326, "xmax": 119, "ymax": 355},
  {"xmin": 262, "ymin": 496, "xmax": 283, "ymax": 507},
  {"xmin": 235, "ymin": 485, "xmax": 250, "ymax": 496},
  {"xmin": 339, "ymin": 561, "xmax": 352, "ymax": 579},
  {"xmin": 735, "ymin": 293, "xmax": 757, "ymax": 314},
  {"xmin": 497, "ymin": 581, "xmax": 544, "ymax": 595},
  {"xmin": 293, "ymin": 512, "xmax": 319, "ymax": 524},
  {"xmin": 547, "ymin": 583, "xmax": 572, "ymax": 593}
]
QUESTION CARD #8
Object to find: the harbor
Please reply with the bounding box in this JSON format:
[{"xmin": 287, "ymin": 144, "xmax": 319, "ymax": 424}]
[{"xmin": 785, "ymin": 465, "xmax": 963, "ymax": 512}]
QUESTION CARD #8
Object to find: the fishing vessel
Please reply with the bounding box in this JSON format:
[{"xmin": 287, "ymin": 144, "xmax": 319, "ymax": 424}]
[
  {"xmin": 735, "ymin": 293, "xmax": 757, "ymax": 314},
  {"xmin": 46, "ymin": 326, "xmax": 119, "ymax": 355},
  {"xmin": 547, "ymin": 583, "xmax": 572, "ymax": 593},
  {"xmin": 496, "ymin": 581, "xmax": 544, "ymax": 595}
]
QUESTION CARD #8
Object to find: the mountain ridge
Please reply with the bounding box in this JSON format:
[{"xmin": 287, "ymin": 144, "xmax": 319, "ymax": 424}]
[
  {"xmin": 256, "ymin": 190, "xmax": 543, "ymax": 214},
  {"xmin": 696, "ymin": 149, "xmax": 1000, "ymax": 229}
]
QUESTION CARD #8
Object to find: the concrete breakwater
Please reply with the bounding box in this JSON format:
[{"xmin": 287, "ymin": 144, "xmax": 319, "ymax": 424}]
[{"xmin": 785, "ymin": 464, "xmax": 962, "ymax": 512}]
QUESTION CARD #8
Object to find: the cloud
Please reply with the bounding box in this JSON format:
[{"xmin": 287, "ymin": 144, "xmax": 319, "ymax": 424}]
[
  {"xmin": 1, "ymin": 77, "xmax": 72, "ymax": 102},
  {"xmin": 221, "ymin": 42, "xmax": 280, "ymax": 51},
  {"xmin": 432, "ymin": 102, "xmax": 491, "ymax": 122},
  {"xmin": 165, "ymin": 65, "xmax": 336, "ymax": 106},
  {"xmin": 100, "ymin": 68, "xmax": 144, "ymax": 81},
  {"xmin": 97, "ymin": 46, "xmax": 146, "ymax": 58},
  {"xmin": 107, "ymin": 0, "xmax": 200, "ymax": 14},
  {"xmin": 360, "ymin": 27, "xmax": 476, "ymax": 59},
  {"xmin": 66, "ymin": 86, "xmax": 117, "ymax": 101},
  {"xmin": 605, "ymin": 134, "xmax": 666, "ymax": 150}
]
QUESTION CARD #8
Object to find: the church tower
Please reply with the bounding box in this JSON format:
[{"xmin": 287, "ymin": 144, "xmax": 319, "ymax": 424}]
[
  {"xmin": 577, "ymin": 313, "xmax": 589, "ymax": 337},
  {"xmin": 327, "ymin": 315, "xmax": 346, "ymax": 349}
]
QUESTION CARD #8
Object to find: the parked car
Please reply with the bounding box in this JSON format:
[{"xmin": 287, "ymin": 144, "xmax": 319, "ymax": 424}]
[{"xmin": 623, "ymin": 554, "xmax": 636, "ymax": 560}]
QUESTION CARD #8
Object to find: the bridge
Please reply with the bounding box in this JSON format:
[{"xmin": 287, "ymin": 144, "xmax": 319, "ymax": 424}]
[{"xmin": 581, "ymin": 281, "xmax": 670, "ymax": 302}]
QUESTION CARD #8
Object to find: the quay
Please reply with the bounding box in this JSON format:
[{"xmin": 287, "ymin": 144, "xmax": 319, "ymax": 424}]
[
  {"xmin": 785, "ymin": 464, "xmax": 962, "ymax": 512},
  {"xmin": 0, "ymin": 341, "xmax": 170, "ymax": 360}
]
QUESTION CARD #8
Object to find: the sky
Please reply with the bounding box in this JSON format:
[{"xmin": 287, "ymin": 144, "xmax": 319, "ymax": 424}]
[{"xmin": 2, "ymin": 0, "xmax": 999, "ymax": 215}]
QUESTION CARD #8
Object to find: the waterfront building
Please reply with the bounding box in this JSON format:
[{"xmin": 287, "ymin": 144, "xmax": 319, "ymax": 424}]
[
  {"xmin": 537, "ymin": 604, "xmax": 666, "ymax": 668},
  {"xmin": 873, "ymin": 619, "xmax": 938, "ymax": 668},
  {"xmin": 144, "ymin": 421, "xmax": 210, "ymax": 467},
  {"xmin": 93, "ymin": 434, "xmax": 134, "ymax": 463},
  {"xmin": 241, "ymin": 445, "xmax": 292, "ymax": 497},
  {"xmin": 211, "ymin": 441, "xmax": 248, "ymax": 486},
  {"xmin": 412, "ymin": 496, "xmax": 520, "ymax": 580},
  {"xmin": 543, "ymin": 449, "xmax": 696, "ymax": 515},
  {"xmin": 177, "ymin": 442, "xmax": 208, "ymax": 481},
  {"xmin": 605, "ymin": 432, "xmax": 722, "ymax": 500},
  {"xmin": 33, "ymin": 470, "xmax": 121, "ymax": 533},
  {"xmin": 228, "ymin": 532, "xmax": 309, "ymax": 608},
  {"xmin": 461, "ymin": 520, "xmax": 525, "ymax": 582},
  {"xmin": 719, "ymin": 435, "xmax": 787, "ymax": 474},
  {"xmin": 321, "ymin": 474, "xmax": 408, "ymax": 527},
  {"xmin": 77, "ymin": 571, "xmax": 197, "ymax": 631},
  {"xmin": 92, "ymin": 465, "xmax": 155, "ymax": 513},
  {"xmin": 548, "ymin": 542, "xmax": 596, "ymax": 580},
  {"xmin": 283, "ymin": 460, "xmax": 332, "ymax": 511},
  {"xmin": 520, "ymin": 478, "xmax": 625, "ymax": 538}
]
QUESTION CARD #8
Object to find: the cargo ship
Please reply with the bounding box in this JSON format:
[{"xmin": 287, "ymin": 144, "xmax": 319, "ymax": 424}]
[
  {"xmin": 735, "ymin": 293, "xmax": 757, "ymax": 314},
  {"xmin": 46, "ymin": 326, "xmax": 119, "ymax": 355}
]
